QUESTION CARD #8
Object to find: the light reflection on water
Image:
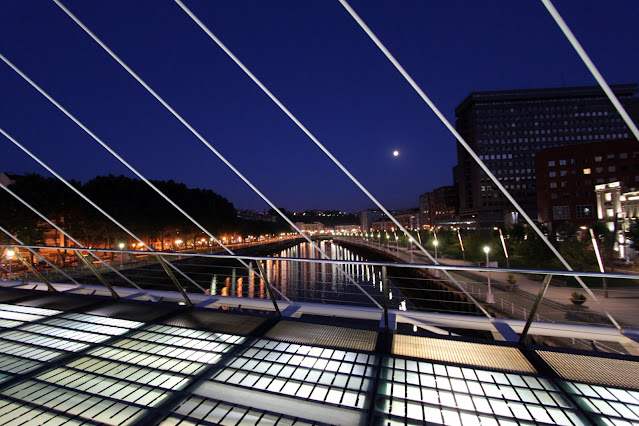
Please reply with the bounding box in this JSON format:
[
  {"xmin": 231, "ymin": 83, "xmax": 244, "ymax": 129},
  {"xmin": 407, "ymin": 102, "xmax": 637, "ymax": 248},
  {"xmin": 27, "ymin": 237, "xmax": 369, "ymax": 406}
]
[{"xmin": 209, "ymin": 240, "xmax": 403, "ymax": 308}]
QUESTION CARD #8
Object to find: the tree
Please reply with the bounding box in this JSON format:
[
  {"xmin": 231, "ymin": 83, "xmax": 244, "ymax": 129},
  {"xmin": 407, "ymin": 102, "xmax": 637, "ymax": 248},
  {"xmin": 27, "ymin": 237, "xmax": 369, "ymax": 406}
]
[{"xmin": 627, "ymin": 220, "xmax": 639, "ymax": 250}]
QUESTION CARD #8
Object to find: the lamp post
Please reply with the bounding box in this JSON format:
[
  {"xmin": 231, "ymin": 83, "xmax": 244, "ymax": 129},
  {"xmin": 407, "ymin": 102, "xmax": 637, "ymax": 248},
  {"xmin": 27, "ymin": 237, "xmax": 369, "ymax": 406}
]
[
  {"xmin": 456, "ymin": 228, "xmax": 465, "ymax": 261},
  {"xmin": 494, "ymin": 227, "xmax": 509, "ymax": 268},
  {"xmin": 589, "ymin": 228, "xmax": 608, "ymax": 298},
  {"xmin": 6, "ymin": 250, "xmax": 14, "ymax": 275},
  {"xmin": 433, "ymin": 240, "xmax": 439, "ymax": 262},
  {"xmin": 484, "ymin": 246, "xmax": 494, "ymax": 303},
  {"xmin": 118, "ymin": 243, "xmax": 124, "ymax": 268}
]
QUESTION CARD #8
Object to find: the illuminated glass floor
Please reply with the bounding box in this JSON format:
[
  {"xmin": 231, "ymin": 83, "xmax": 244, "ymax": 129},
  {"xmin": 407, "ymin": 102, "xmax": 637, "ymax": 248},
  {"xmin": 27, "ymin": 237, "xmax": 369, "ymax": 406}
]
[{"xmin": 0, "ymin": 289, "xmax": 637, "ymax": 425}]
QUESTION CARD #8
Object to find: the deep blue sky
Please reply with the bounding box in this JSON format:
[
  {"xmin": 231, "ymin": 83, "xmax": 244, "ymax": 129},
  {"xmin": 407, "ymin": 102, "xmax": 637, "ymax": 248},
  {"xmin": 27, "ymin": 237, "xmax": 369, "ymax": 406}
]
[{"xmin": 1, "ymin": 1, "xmax": 637, "ymax": 213}]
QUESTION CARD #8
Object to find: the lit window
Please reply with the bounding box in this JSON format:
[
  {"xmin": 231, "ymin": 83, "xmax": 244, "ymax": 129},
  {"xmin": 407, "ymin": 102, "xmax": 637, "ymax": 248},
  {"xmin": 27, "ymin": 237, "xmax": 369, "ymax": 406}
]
[
  {"xmin": 548, "ymin": 161, "xmax": 555, "ymax": 167},
  {"xmin": 608, "ymin": 166, "xmax": 616, "ymax": 172},
  {"xmin": 594, "ymin": 156, "xmax": 602, "ymax": 162},
  {"xmin": 605, "ymin": 193, "xmax": 612, "ymax": 202},
  {"xmin": 583, "ymin": 168, "xmax": 591, "ymax": 175},
  {"xmin": 559, "ymin": 160, "xmax": 566, "ymax": 166}
]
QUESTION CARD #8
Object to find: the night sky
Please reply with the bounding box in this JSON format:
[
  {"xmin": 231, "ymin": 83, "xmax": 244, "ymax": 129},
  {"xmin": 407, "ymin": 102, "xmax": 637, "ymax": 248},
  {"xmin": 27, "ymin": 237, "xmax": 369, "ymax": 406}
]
[{"xmin": 1, "ymin": 1, "xmax": 637, "ymax": 213}]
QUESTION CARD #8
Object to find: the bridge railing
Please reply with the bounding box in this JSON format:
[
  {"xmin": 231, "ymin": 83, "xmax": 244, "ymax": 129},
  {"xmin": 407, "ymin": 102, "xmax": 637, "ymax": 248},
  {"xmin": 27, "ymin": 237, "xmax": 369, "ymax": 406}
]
[{"xmin": 1, "ymin": 243, "xmax": 639, "ymax": 355}]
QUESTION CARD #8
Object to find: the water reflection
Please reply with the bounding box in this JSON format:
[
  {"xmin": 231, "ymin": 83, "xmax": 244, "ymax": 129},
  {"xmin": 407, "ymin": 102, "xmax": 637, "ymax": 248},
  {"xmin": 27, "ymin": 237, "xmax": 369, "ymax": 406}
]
[{"xmin": 208, "ymin": 240, "xmax": 402, "ymax": 308}]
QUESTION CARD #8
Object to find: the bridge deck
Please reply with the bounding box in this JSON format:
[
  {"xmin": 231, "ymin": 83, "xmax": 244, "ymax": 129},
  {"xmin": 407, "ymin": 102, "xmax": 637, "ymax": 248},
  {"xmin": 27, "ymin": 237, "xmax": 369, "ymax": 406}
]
[{"xmin": 0, "ymin": 286, "xmax": 637, "ymax": 425}]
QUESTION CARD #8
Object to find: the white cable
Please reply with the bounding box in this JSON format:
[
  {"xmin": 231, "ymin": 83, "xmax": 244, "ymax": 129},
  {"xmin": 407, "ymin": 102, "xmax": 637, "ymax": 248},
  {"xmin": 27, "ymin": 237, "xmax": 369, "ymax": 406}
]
[
  {"xmin": 0, "ymin": 52, "xmax": 284, "ymax": 301},
  {"xmin": 0, "ymin": 127, "xmax": 206, "ymax": 295},
  {"xmin": 0, "ymin": 225, "xmax": 81, "ymax": 285},
  {"xmin": 0, "ymin": 178, "xmax": 141, "ymax": 290},
  {"xmin": 338, "ymin": 0, "xmax": 622, "ymax": 331},
  {"xmin": 53, "ymin": 0, "xmax": 378, "ymax": 309},
  {"xmin": 172, "ymin": 0, "xmax": 490, "ymax": 317},
  {"xmin": 541, "ymin": 0, "xmax": 639, "ymax": 143}
]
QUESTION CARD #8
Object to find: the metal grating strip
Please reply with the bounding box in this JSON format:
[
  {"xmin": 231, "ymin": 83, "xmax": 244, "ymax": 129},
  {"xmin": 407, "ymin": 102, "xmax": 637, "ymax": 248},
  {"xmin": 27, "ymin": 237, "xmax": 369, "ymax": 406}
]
[
  {"xmin": 537, "ymin": 350, "xmax": 639, "ymax": 390},
  {"xmin": 163, "ymin": 311, "xmax": 264, "ymax": 335},
  {"xmin": 265, "ymin": 321, "xmax": 377, "ymax": 351},
  {"xmin": 393, "ymin": 334, "xmax": 537, "ymax": 373}
]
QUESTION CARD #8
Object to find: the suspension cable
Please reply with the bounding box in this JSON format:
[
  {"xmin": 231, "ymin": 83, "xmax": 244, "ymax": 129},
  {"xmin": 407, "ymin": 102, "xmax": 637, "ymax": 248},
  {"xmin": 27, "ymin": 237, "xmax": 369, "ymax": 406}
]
[
  {"xmin": 0, "ymin": 225, "xmax": 81, "ymax": 285},
  {"xmin": 52, "ymin": 0, "xmax": 379, "ymax": 309},
  {"xmin": 540, "ymin": 0, "xmax": 639, "ymax": 143},
  {"xmin": 338, "ymin": 0, "xmax": 622, "ymax": 331},
  {"xmin": 0, "ymin": 127, "xmax": 205, "ymax": 294},
  {"xmin": 171, "ymin": 0, "xmax": 491, "ymax": 317},
  {"xmin": 0, "ymin": 180, "xmax": 141, "ymax": 290}
]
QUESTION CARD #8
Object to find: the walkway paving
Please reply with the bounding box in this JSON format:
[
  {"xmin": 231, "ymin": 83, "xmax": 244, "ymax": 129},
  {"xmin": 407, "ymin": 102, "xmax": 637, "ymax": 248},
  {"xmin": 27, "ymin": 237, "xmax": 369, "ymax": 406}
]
[{"xmin": 340, "ymin": 239, "xmax": 639, "ymax": 330}]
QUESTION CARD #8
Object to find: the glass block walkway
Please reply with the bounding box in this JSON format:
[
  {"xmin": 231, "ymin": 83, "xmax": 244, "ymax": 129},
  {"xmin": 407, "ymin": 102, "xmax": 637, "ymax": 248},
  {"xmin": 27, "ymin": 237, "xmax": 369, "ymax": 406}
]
[{"xmin": 0, "ymin": 288, "xmax": 637, "ymax": 425}]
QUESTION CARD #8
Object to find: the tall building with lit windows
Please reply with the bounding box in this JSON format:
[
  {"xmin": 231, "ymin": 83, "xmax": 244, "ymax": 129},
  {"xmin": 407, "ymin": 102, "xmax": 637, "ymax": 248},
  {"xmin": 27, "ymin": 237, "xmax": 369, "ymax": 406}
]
[
  {"xmin": 535, "ymin": 139, "xmax": 639, "ymax": 231},
  {"xmin": 453, "ymin": 84, "xmax": 639, "ymax": 228}
]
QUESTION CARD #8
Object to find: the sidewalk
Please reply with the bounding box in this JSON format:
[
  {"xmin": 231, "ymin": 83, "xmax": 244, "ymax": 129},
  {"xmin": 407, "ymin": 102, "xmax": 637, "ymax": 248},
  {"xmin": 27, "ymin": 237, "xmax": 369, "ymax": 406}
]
[{"xmin": 343, "ymin": 239, "xmax": 639, "ymax": 329}]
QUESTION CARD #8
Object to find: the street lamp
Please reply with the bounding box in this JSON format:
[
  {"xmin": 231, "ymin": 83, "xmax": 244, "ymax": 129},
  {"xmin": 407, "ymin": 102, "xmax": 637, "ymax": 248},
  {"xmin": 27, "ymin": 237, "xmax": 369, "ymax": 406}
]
[
  {"xmin": 118, "ymin": 243, "xmax": 124, "ymax": 268},
  {"xmin": 589, "ymin": 228, "xmax": 608, "ymax": 298},
  {"xmin": 494, "ymin": 227, "xmax": 509, "ymax": 268},
  {"xmin": 6, "ymin": 250, "xmax": 14, "ymax": 275},
  {"xmin": 484, "ymin": 246, "xmax": 495, "ymax": 303},
  {"xmin": 433, "ymin": 240, "xmax": 439, "ymax": 262},
  {"xmin": 456, "ymin": 228, "xmax": 465, "ymax": 261}
]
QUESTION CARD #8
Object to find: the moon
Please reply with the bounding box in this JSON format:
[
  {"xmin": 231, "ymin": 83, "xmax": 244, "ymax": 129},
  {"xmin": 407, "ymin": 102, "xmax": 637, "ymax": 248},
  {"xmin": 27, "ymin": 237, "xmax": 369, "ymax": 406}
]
[{"xmin": 392, "ymin": 150, "xmax": 399, "ymax": 157}]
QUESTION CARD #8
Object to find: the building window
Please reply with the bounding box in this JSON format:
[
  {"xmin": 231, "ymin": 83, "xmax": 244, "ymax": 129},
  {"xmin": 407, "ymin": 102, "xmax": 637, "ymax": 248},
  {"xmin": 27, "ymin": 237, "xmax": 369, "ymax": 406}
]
[
  {"xmin": 620, "ymin": 153, "xmax": 628, "ymax": 159},
  {"xmin": 583, "ymin": 168, "xmax": 591, "ymax": 175},
  {"xmin": 576, "ymin": 205, "xmax": 593, "ymax": 219},
  {"xmin": 553, "ymin": 205, "xmax": 570, "ymax": 220},
  {"xmin": 606, "ymin": 208, "xmax": 614, "ymax": 218},
  {"xmin": 608, "ymin": 166, "xmax": 616, "ymax": 172},
  {"xmin": 594, "ymin": 156, "xmax": 602, "ymax": 162},
  {"xmin": 560, "ymin": 170, "xmax": 568, "ymax": 177},
  {"xmin": 549, "ymin": 171, "xmax": 556, "ymax": 177},
  {"xmin": 549, "ymin": 182, "xmax": 557, "ymax": 189},
  {"xmin": 559, "ymin": 160, "xmax": 566, "ymax": 166},
  {"xmin": 604, "ymin": 193, "xmax": 612, "ymax": 202},
  {"xmin": 548, "ymin": 160, "xmax": 555, "ymax": 166}
]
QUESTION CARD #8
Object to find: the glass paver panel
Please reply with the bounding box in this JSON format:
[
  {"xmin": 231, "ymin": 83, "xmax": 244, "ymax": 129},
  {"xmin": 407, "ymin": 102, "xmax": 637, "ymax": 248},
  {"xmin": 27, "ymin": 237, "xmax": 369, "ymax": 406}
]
[
  {"xmin": 0, "ymin": 319, "xmax": 27, "ymax": 329},
  {"xmin": 0, "ymin": 304, "xmax": 61, "ymax": 317},
  {"xmin": 375, "ymin": 356, "xmax": 589, "ymax": 425},
  {"xmin": 0, "ymin": 330, "xmax": 89, "ymax": 352},
  {"xmin": 162, "ymin": 395, "xmax": 316, "ymax": 425},
  {"xmin": 563, "ymin": 381, "xmax": 639, "ymax": 425},
  {"xmin": 62, "ymin": 313, "xmax": 143, "ymax": 329},
  {"xmin": 21, "ymin": 324, "xmax": 113, "ymax": 343},
  {"xmin": 0, "ymin": 338, "xmax": 62, "ymax": 361},
  {"xmin": 0, "ymin": 380, "xmax": 147, "ymax": 425},
  {"xmin": 65, "ymin": 356, "xmax": 189, "ymax": 390},
  {"xmin": 0, "ymin": 398, "xmax": 83, "ymax": 426},
  {"xmin": 88, "ymin": 345, "xmax": 210, "ymax": 375},
  {"xmin": 208, "ymin": 338, "xmax": 376, "ymax": 410},
  {"xmin": 0, "ymin": 354, "xmax": 42, "ymax": 375}
]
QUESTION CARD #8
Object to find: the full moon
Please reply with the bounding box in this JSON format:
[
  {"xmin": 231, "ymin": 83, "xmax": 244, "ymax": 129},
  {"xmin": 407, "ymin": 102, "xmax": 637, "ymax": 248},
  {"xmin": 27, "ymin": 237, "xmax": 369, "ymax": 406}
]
[{"xmin": 392, "ymin": 150, "xmax": 399, "ymax": 157}]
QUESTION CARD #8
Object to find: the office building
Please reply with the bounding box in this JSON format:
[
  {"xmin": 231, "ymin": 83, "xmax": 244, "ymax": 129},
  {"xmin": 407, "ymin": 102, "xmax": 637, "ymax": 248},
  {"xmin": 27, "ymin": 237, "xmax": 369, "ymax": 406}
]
[
  {"xmin": 454, "ymin": 84, "xmax": 639, "ymax": 227},
  {"xmin": 535, "ymin": 139, "xmax": 639, "ymax": 230}
]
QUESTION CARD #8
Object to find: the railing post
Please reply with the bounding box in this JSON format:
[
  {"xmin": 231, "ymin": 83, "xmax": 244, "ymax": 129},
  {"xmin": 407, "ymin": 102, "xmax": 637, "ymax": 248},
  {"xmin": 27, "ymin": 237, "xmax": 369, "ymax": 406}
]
[
  {"xmin": 519, "ymin": 274, "xmax": 553, "ymax": 345},
  {"xmin": 11, "ymin": 249, "xmax": 54, "ymax": 291},
  {"xmin": 382, "ymin": 266, "xmax": 389, "ymax": 329},
  {"xmin": 256, "ymin": 261, "xmax": 281, "ymax": 318},
  {"xmin": 75, "ymin": 250, "xmax": 118, "ymax": 298}
]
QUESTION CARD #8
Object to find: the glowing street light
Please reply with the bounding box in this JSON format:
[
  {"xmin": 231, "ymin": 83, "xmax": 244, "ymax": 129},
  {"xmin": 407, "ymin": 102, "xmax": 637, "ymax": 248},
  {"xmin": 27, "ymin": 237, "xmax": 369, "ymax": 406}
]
[
  {"xmin": 484, "ymin": 246, "xmax": 495, "ymax": 303},
  {"xmin": 494, "ymin": 227, "xmax": 509, "ymax": 268},
  {"xmin": 589, "ymin": 228, "xmax": 608, "ymax": 298},
  {"xmin": 456, "ymin": 228, "xmax": 465, "ymax": 261},
  {"xmin": 433, "ymin": 240, "xmax": 439, "ymax": 262},
  {"xmin": 6, "ymin": 250, "xmax": 15, "ymax": 275},
  {"xmin": 118, "ymin": 243, "xmax": 125, "ymax": 268}
]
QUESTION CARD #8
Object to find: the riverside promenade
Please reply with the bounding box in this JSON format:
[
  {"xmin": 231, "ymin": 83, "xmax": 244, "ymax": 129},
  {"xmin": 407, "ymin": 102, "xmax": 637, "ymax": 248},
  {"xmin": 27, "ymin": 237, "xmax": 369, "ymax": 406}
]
[{"xmin": 337, "ymin": 238, "xmax": 639, "ymax": 330}]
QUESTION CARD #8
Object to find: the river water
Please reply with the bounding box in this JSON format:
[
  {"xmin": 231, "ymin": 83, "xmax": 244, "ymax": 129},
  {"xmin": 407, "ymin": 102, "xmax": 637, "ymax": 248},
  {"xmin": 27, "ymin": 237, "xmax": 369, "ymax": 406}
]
[{"xmin": 206, "ymin": 240, "xmax": 404, "ymax": 309}]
